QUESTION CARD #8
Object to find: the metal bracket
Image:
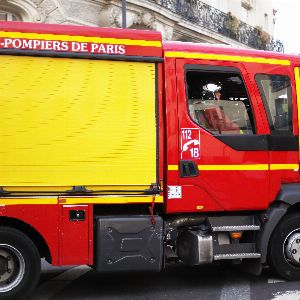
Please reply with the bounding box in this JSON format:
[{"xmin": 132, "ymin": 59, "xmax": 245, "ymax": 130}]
[
  {"xmin": 0, "ymin": 187, "xmax": 10, "ymax": 195},
  {"xmin": 66, "ymin": 186, "xmax": 92, "ymax": 194},
  {"xmin": 146, "ymin": 183, "xmax": 161, "ymax": 195}
]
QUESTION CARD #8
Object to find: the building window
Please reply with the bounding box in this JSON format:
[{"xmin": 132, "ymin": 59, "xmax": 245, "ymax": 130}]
[{"xmin": 0, "ymin": 11, "xmax": 20, "ymax": 21}]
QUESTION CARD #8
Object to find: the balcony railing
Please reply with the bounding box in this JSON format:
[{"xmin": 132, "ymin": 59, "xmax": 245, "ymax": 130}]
[{"xmin": 151, "ymin": 0, "xmax": 284, "ymax": 52}]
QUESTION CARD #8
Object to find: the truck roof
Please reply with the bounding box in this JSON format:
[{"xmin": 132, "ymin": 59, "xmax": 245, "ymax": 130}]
[
  {"xmin": 0, "ymin": 21, "xmax": 163, "ymax": 59},
  {"xmin": 163, "ymin": 41, "xmax": 300, "ymax": 66}
]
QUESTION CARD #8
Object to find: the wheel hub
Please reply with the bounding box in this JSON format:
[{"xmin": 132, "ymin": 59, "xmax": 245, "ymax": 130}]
[
  {"xmin": 0, "ymin": 244, "xmax": 25, "ymax": 293},
  {"xmin": 0, "ymin": 255, "xmax": 8, "ymax": 276},
  {"xmin": 285, "ymin": 232, "xmax": 300, "ymax": 266}
]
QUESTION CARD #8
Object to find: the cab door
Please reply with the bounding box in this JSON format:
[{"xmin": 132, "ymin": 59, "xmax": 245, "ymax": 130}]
[{"xmin": 166, "ymin": 58, "xmax": 269, "ymax": 213}]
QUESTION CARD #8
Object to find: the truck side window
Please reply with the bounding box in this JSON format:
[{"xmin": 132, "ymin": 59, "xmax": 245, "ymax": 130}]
[
  {"xmin": 255, "ymin": 74, "xmax": 292, "ymax": 134},
  {"xmin": 186, "ymin": 70, "xmax": 255, "ymax": 135}
]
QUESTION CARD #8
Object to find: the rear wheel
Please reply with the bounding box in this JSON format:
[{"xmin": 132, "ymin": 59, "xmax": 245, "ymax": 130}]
[
  {"xmin": 0, "ymin": 227, "xmax": 41, "ymax": 299},
  {"xmin": 269, "ymin": 213, "xmax": 300, "ymax": 280}
]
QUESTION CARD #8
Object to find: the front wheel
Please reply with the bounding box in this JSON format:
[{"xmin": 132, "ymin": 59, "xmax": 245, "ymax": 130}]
[
  {"xmin": 269, "ymin": 213, "xmax": 300, "ymax": 280},
  {"xmin": 0, "ymin": 227, "xmax": 41, "ymax": 299}
]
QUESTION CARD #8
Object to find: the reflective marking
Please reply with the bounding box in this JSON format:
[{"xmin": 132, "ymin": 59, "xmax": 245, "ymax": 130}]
[
  {"xmin": 0, "ymin": 197, "xmax": 57, "ymax": 205},
  {"xmin": 62, "ymin": 205, "xmax": 88, "ymax": 207},
  {"xmin": 165, "ymin": 51, "xmax": 290, "ymax": 66},
  {"xmin": 167, "ymin": 164, "xmax": 299, "ymax": 171},
  {"xmin": 0, "ymin": 195, "xmax": 164, "ymax": 205},
  {"xmin": 270, "ymin": 164, "xmax": 299, "ymax": 170},
  {"xmin": 0, "ymin": 31, "xmax": 162, "ymax": 47},
  {"xmin": 60, "ymin": 195, "xmax": 164, "ymax": 205},
  {"xmin": 168, "ymin": 165, "xmax": 179, "ymax": 171},
  {"xmin": 198, "ymin": 164, "xmax": 268, "ymax": 171}
]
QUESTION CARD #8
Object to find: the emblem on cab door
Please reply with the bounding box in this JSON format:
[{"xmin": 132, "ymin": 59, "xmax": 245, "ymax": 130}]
[{"xmin": 180, "ymin": 128, "xmax": 200, "ymax": 159}]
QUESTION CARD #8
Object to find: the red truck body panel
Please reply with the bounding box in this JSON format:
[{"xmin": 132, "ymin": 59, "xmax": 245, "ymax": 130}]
[{"xmin": 0, "ymin": 204, "xmax": 93, "ymax": 266}]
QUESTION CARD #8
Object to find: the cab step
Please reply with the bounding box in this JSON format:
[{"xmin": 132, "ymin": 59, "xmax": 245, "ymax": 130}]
[
  {"xmin": 208, "ymin": 216, "xmax": 260, "ymax": 232},
  {"xmin": 214, "ymin": 253, "xmax": 261, "ymax": 260}
]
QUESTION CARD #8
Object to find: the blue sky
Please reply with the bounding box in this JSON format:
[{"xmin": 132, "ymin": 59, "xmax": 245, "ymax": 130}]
[{"xmin": 273, "ymin": 0, "xmax": 300, "ymax": 53}]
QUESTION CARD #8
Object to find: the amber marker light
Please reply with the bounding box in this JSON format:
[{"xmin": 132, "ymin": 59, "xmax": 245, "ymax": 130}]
[{"xmin": 230, "ymin": 232, "xmax": 243, "ymax": 239}]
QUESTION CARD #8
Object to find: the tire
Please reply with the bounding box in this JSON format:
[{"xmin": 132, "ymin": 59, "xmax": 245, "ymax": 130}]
[
  {"xmin": 269, "ymin": 213, "xmax": 300, "ymax": 280},
  {"xmin": 0, "ymin": 227, "xmax": 41, "ymax": 299}
]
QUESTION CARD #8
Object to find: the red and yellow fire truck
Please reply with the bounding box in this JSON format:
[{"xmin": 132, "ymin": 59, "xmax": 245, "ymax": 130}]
[{"xmin": 1, "ymin": 20, "xmax": 300, "ymax": 299}]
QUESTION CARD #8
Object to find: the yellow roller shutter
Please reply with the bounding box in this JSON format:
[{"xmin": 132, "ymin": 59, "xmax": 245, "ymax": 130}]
[{"xmin": 0, "ymin": 55, "xmax": 157, "ymax": 190}]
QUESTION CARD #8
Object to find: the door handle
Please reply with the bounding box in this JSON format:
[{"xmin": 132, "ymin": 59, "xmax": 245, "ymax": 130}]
[{"xmin": 180, "ymin": 160, "xmax": 199, "ymax": 177}]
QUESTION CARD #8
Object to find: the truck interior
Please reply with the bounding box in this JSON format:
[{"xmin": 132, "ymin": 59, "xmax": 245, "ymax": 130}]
[{"xmin": 186, "ymin": 69, "xmax": 255, "ymax": 134}]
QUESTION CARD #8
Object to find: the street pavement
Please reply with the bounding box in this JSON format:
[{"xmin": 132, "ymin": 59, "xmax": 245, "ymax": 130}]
[{"xmin": 29, "ymin": 259, "xmax": 300, "ymax": 300}]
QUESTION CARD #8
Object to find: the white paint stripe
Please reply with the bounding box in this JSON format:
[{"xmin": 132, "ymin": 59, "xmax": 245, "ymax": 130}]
[
  {"xmin": 220, "ymin": 273, "xmax": 250, "ymax": 300},
  {"xmin": 272, "ymin": 290, "xmax": 300, "ymax": 300},
  {"xmin": 30, "ymin": 265, "xmax": 91, "ymax": 300},
  {"xmin": 268, "ymin": 278, "xmax": 286, "ymax": 284}
]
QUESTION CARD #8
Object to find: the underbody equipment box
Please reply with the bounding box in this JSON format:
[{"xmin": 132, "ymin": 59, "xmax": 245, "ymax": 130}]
[{"xmin": 94, "ymin": 215, "xmax": 163, "ymax": 272}]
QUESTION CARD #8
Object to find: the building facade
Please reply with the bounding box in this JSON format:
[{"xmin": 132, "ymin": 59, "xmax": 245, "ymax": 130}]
[{"xmin": 0, "ymin": 0, "xmax": 283, "ymax": 51}]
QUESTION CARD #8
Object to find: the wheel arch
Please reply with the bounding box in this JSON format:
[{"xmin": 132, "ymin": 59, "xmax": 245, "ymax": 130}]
[
  {"xmin": 0, "ymin": 216, "xmax": 51, "ymax": 263},
  {"xmin": 276, "ymin": 184, "xmax": 300, "ymax": 207},
  {"xmin": 259, "ymin": 184, "xmax": 300, "ymax": 263}
]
